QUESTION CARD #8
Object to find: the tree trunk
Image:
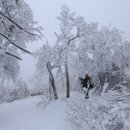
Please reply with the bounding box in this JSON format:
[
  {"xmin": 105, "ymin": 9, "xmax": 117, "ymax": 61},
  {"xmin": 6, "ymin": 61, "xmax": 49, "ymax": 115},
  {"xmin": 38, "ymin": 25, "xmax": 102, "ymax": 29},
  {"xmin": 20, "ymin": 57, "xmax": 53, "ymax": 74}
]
[
  {"xmin": 65, "ymin": 61, "xmax": 70, "ymax": 98},
  {"xmin": 46, "ymin": 61, "xmax": 58, "ymax": 100},
  {"xmin": 121, "ymin": 52, "xmax": 129, "ymax": 67},
  {"xmin": 49, "ymin": 77, "xmax": 53, "ymax": 101}
]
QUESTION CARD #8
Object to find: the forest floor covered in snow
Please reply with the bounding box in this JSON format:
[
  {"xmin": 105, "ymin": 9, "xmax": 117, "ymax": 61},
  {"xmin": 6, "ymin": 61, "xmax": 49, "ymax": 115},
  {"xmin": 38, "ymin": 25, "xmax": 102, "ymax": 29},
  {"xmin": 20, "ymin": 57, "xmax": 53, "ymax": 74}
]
[
  {"xmin": 1, "ymin": 90, "xmax": 130, "ymax": 130},
  {"xmin": 0, "ymin": 93, "xmax": 79, "ymax": 130}
]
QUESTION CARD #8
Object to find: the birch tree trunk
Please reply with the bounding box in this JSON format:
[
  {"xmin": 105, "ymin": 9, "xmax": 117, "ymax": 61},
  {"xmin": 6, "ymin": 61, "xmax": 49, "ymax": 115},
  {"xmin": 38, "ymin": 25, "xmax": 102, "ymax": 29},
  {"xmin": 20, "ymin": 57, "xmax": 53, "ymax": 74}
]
[{"xmin": 46, "ymin": 61, "xmax": 58, "ymax": 100}]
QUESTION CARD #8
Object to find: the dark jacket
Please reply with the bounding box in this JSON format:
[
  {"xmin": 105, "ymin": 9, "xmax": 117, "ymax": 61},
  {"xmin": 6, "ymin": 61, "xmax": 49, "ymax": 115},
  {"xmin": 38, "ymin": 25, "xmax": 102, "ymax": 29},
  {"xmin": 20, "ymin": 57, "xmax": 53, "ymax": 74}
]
[{"xmin": 79, "ymin": 76, "xmax": 93, "ymax": 89}]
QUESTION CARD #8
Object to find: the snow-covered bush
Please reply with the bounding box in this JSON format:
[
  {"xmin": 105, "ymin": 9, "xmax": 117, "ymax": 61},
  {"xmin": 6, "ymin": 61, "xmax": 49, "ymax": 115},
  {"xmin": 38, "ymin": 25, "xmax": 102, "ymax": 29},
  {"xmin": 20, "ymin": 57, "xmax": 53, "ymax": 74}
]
[
  {"xmin": 29, "ymin": 73, "xmax": 50, "ymax": 97},
  {"xmin": 37, "ymin": 88, "xmax": 52, "ymax": 109},
  {"xmin": 66, "ymin": 87, "xmax": 130, "ymax": 130},
  {"xmin": 0, "ymin": 79, "xmax": 29, "ymax": 103}
]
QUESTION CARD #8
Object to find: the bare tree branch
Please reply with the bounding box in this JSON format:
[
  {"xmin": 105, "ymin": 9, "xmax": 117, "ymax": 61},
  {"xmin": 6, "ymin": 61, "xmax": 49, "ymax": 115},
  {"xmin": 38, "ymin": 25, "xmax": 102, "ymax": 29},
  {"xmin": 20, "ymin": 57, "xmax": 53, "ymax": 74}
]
[
  {"xmin": 51, "ymin": 65, "xmax": 59, "ymax": 69},
  {"xmin": 59, "ymin": 27, "xmax": 80, "ymax": 56},
  {"xmin": 5, "ymin": 52, "xmax": 22, "ymax": 60},
  {"xmin": 2, "ymin": 20, "xmax": 12, "ymax": 34}
]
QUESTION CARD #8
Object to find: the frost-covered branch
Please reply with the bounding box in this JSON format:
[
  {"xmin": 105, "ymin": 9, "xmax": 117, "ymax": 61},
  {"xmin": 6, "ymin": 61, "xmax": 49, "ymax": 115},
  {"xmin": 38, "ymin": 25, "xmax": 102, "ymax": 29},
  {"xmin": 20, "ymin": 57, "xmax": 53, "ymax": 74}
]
[
  {"xmin": 5, "ymin": 52, "xmax": 22, "ymax": 60},
  {"xmin": 0, "ymin": 32, "xmax": 31, "ymax": 54},
  {"xmin": 0, "ymin": 11, "xmax": 37, "ymax": 36}
]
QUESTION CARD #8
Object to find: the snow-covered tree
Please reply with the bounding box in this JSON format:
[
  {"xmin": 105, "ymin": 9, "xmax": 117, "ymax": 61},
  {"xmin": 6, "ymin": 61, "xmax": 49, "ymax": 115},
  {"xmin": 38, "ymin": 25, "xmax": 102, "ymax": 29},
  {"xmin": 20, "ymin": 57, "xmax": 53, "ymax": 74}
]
[
  {"xmin": 35, "ymin": 43, "xmax": 58, "ymax": 100},
  {"xmin": 75, "ymin": 26, "xmax": 125, "ymax": 86},
  {"xmin": 0, "ymin": 0, "xmax": 42, "ymax": 82},
  {"xmin": 55, "ymin": 5, "xmax": 82, "ymax": 98},
  {"xmin": 0, "ymin": 53, "xmax": 20, "ymax": 83}
]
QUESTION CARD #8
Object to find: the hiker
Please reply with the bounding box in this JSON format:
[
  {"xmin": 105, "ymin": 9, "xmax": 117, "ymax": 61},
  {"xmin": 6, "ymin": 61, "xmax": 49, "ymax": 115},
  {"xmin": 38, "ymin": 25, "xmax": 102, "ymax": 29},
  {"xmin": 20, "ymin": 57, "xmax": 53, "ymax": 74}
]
[{"xmin": 79, "ymin": 74, "xmax": 94, "ymax": 99}]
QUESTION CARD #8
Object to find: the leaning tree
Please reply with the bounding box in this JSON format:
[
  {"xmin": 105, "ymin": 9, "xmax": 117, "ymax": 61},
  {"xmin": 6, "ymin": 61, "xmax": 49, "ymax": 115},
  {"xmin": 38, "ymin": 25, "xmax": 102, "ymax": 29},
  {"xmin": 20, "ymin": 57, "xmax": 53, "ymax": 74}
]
[{"xmin": 34, "ymin": 43, "xmax": 59, "ymax": 100}]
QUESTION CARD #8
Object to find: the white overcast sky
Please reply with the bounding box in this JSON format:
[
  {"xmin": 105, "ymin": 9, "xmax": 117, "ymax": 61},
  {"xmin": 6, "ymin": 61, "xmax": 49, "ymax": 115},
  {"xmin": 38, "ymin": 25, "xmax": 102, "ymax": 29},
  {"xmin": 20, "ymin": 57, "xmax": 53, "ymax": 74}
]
[{"xmin": 20, "ymin": 0, "xmax": 130, "ymax": 81}]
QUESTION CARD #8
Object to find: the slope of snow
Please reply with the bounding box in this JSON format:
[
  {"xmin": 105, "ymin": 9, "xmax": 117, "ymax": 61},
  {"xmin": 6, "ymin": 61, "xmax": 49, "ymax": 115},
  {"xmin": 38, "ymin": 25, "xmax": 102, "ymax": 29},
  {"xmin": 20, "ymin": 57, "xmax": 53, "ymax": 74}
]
[{"xmin": 0, "ymin": 96, "xmax": 76, "ymax": 130}]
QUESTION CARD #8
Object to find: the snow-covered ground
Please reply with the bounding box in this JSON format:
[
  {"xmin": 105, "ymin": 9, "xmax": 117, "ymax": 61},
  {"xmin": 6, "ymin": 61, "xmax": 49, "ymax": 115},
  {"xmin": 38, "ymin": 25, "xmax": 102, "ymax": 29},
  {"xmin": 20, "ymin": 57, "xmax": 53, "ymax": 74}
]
[{"xmin": 0, "ymin": 95, "xmax": 76, "ymax": 130}]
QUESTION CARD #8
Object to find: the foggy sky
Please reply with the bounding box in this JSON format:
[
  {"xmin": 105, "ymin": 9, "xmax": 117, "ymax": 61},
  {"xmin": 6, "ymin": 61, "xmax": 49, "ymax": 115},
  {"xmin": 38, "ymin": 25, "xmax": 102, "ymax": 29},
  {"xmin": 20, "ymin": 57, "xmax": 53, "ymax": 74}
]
[{"xmin": 20, "ymin": 0, "xmax": 130, "ymax": 81}]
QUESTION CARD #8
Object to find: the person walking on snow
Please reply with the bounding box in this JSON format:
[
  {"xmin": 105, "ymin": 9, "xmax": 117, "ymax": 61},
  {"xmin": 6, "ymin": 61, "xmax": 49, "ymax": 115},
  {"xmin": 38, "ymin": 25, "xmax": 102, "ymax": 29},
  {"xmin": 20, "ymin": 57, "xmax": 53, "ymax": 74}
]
[{"xmin": 79, "ymin": 74, "xmax": 93, "ymax": 99}]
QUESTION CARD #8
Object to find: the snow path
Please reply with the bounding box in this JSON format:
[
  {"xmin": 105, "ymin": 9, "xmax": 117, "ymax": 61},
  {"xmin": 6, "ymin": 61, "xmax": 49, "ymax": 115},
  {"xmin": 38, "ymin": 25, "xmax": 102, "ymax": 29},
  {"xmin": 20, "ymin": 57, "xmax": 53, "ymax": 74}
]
[{"xmin": 0, "ymin": 96, "xmax": 75, "ymax": 130}]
